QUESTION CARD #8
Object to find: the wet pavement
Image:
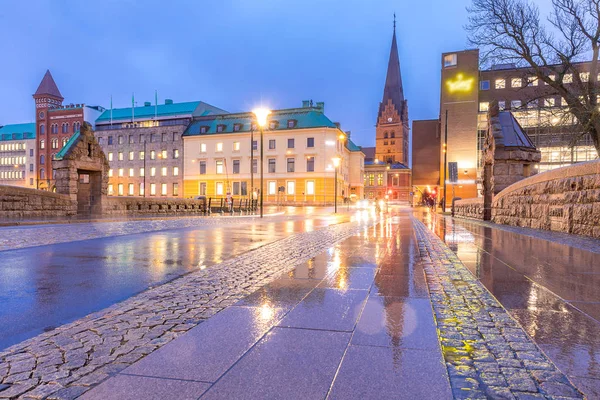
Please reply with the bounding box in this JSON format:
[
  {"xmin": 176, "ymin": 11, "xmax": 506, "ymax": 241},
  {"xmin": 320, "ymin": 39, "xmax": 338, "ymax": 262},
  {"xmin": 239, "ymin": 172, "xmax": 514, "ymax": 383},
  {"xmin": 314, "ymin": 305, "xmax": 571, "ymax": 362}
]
[
  {"xmin": 82, "ymin": 212, "xmax": 453, "ymax": 400},
  {"xmin": 0, "ymin": 209, "xmax": 346, "ymax": 350},
  {"xmin": 423, "ymin": 210, "xmax": 600, "ymax": 399}
]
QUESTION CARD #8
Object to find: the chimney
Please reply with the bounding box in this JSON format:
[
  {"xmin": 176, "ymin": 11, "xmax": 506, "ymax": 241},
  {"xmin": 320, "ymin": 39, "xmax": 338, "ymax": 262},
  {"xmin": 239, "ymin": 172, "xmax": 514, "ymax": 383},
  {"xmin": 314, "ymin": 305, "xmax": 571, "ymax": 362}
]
[
  {"xmin": 302, "ymin": 100, "xmax": 310, "ymax": 108},
  {"xmin": 334, "ymin": 122, "xmax": 341, "ymax": 129},
  {"xmin": 144, "ymin": 101, "xmax": 151, "ymax": 107},
  {"xmin": 345, "ymin": 130, "xmax": 351, "ymax": 138},
  {"xmin": 165, "ymin": 99, "xmax": 173, "ymax": 105},
  {"xmin": 316, "ymin": 102, "xmax": 324, "ymax": 112}
]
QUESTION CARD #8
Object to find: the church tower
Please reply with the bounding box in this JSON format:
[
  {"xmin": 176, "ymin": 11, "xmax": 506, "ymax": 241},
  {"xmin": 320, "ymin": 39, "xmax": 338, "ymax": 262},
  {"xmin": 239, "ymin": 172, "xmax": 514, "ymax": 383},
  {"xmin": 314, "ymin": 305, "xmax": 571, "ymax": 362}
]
[{"xmin": 375, "ymin": 17, "xmax": 409, "ymax": 166}]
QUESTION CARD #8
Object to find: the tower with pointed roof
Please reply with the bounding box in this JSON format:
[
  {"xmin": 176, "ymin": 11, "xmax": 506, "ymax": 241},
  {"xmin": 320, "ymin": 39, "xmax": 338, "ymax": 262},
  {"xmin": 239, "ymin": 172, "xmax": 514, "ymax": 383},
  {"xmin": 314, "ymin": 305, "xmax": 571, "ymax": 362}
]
[{"xmin": 375, "ymin": 16, "xmax": 409, "ymax": 166}]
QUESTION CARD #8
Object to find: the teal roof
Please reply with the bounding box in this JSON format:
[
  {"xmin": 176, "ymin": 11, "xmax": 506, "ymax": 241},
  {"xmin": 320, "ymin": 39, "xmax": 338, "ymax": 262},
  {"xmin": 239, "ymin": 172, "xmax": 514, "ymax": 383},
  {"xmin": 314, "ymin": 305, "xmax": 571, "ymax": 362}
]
[
  {"xmin": 0, "ymin": 123, "xmax": 36, "ymax": 141},
  {"xmin": 183, "ymin": 108, "xmax": 337, "ymax": 136},
  {"xmin": 96, "ymin": 101, "xmax": 227, "ymax": 123},
  {"xmin": 346, "ymin": 139, "xmax": 361, "ymax": 152},
  {"xmin": 54, "ymin": 130, "xmax": 80, "ymax": 160}
]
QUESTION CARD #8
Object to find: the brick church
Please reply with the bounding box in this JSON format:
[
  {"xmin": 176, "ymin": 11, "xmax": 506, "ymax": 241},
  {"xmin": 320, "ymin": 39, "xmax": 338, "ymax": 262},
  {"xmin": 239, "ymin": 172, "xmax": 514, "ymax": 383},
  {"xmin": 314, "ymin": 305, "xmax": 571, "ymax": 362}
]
[{"xmin": 363, "ymin": 19, "xmax": 412, "ymax": 202}]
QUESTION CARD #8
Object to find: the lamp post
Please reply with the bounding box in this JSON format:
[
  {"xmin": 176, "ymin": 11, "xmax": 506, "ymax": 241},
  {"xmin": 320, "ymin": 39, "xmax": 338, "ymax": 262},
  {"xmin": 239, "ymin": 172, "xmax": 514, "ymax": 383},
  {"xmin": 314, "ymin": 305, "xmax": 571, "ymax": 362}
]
[
  {"xmin": 252, "ymin": 108, "xmax": 270, "ymax": 218},
  {"xmin": 332, "ymin": 157, "xmax": 341, "ymax": 213}
]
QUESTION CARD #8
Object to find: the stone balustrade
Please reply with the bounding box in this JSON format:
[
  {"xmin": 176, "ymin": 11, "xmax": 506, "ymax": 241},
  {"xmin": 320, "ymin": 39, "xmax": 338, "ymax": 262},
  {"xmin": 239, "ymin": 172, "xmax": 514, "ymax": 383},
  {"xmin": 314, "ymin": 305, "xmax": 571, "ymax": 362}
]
[
  {"xmin": 102, "ymin": 196, "xmax": 209, "ymax": 215},
  {"xmin": 453, "ymin": 197, "xmax": 485, "ymax": 220},
  {"xmin": 0, "ymin": 185, "xmax": 77, "ymax": 218}
]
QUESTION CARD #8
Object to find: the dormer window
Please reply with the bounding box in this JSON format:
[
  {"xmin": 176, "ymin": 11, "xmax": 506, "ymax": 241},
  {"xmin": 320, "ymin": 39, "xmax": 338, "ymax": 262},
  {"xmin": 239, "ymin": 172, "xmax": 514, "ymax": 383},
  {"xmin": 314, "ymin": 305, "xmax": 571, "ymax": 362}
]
[
  {"xmin": 287, "ymin": 119, "xmax": 297, "ymax": 128},
  {"xmin": 216, "ymin": 124, "xmax": 226, "ymax": 133},
  {"xmin": 199, "ymin": 126, "xmax": 209, "ymax": 134},
  {"xmin": 233, "ymin": 123, "xmax": 242, "ymax": 132},
  {"xmin": 269, "ymin": 121, "xmax": 278, "ymax": 130}
]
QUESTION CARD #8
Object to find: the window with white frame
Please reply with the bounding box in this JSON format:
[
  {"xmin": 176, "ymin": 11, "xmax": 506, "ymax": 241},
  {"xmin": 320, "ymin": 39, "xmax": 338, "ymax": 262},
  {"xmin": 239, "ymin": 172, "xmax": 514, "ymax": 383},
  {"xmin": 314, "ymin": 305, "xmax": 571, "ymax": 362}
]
[
  {"xmin": 118, "ymin": 168, "xmax": 124, "ymax": 177},
  {"xmin": 216, "ymin": 142, "xmax": 223, "ymax": 152},
  {"xmin": 544, "ymin": 98, "xmax": 555, "ymax": 107},
  {"xmin": 306, "ymin": 180, "xmax": 315, "ymax": 195},
  {"xmin": 233, "ymin": 141, "xmax": 240, "ymax": 151},
  {"xmin": 173, "ymin": 166, "xmax": 179, "ymax": 176},
  {"xmin": 564, "ymin": 74, "xmax": 573, "ymax": 83},
  {"xmin": 511, "ymin": 78, "xmax": 522, "ymax": 88},
  {"xmin": 511, "ymin": 100, "xmax": 522, "ymax": 109},
  {"xmin": 161, "ymin": 183, "xmax": 167, "ymax": 196},
  {"xmin": 128, "ymin": 183, "xmax": 134, "ymax": 196},
  {"xmin": 200, "ymin": 143, "xmax": 207, "ymax": 153},
  {"xmin": 479, "ymin": 102, "xmax": 490, "ymax": 112},
  {"xmin": 216, "ymin": 160, "xmax": 224, "ymax": 174},
  {"xmin": 129, "ymin": 168, "xmax": 134, "ymax": 177},
  {"xmin": 150, "ymin": 183, "xmax": 156, "ymax": 196},
  {"xmin": 216, "ymin": 182, "xmax": 224, "ymax": 196},
  {"xmin": 161, "ymin": 167, "xmax": 167, "ymax": 176},
  {"xmin": 443, "ymin": 53, "xmax": 457, "ymax": 67},
  {"xmin": 268, "ymin": 181, "xmax": 277, "ymax": 195},
  {"xmin": 287, "ymin": 181, "xmax": 295, "ymax": 195},
  {"xmin": 495, "ymin": 79, "xmax": 506, "ymax": 89},
  {"xmin": 118, "ymin": 183, "xmax": 124, "ymax": 196}
]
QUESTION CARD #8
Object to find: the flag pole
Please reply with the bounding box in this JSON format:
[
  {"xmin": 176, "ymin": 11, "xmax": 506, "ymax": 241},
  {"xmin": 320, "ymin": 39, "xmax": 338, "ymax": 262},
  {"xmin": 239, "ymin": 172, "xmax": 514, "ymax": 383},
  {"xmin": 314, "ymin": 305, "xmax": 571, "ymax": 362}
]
[
  {"xmin": 155, "ymin": 90, "xmax": 158, "ymax": 126},
  {"xmin": 132, "ymin": 93, "xmax": 135, "ymax": 124},
  {"xmin": 110, "ymin": 95, "xmax": 113, "ymax": 126}
]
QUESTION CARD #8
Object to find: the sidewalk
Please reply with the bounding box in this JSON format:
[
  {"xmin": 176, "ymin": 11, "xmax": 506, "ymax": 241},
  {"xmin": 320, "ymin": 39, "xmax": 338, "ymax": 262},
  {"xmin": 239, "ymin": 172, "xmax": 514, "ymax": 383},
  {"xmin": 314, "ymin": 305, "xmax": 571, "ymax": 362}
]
[{"xmin": 80, "ymin": 215, "xmax": 452, "ymax": 399}]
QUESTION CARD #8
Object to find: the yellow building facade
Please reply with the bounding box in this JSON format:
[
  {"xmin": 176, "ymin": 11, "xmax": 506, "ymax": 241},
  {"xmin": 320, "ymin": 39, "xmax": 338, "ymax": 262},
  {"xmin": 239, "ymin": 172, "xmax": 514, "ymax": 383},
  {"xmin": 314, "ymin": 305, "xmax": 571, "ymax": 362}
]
[{"xmin": 182, "ymin": 103, "xmax": 364, "ymax": 205}]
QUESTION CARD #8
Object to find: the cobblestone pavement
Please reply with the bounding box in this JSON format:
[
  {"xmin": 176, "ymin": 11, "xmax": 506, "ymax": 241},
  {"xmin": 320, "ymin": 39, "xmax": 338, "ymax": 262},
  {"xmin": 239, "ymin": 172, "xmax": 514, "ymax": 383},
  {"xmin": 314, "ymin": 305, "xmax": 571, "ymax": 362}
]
[
  {"xmin": 413, "ymin": 218, "xmax": 584, "ymax": 399},
  {"xmin": 0, "ymin": 215, "xmax": 274, "ymax": 252},
  {"xmin": 0, "ymin": 218, "xmax": 374, "ymax": 399}
]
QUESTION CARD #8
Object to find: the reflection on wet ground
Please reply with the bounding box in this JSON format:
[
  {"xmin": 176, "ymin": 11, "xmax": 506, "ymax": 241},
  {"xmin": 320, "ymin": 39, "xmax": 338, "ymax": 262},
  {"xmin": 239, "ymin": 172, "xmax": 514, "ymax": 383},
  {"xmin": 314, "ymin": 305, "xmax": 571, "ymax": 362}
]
[
  {"xmin": 0, "ymin": 211, "xmax": 348, "ymax": 350},
  {"xmin": 82, "ymin": 210, "xmax": 452, "ymax": 400},
  {"xmin": 420, "ymin": 209, "xmax": 600, "ymax": 398}
]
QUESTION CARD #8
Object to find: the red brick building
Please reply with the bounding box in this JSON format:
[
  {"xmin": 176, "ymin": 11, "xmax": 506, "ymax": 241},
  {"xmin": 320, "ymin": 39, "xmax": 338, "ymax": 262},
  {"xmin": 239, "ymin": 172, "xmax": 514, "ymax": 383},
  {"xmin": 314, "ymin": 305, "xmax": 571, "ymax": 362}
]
[{"xmin": 33, "ymin": 70, "xmax": 103, "ymax": 190}]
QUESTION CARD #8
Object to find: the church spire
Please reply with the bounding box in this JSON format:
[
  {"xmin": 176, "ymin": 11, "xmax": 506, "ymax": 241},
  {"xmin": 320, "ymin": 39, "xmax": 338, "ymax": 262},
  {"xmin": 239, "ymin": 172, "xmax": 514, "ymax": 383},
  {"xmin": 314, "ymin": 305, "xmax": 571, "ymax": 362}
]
[
  {"xmin": 34, "ymin": 70, "xmax": 63, "ymax": 100},
  {"xmin": 378, "ymin": 16, "xmax": 405, "ymax": 120}
]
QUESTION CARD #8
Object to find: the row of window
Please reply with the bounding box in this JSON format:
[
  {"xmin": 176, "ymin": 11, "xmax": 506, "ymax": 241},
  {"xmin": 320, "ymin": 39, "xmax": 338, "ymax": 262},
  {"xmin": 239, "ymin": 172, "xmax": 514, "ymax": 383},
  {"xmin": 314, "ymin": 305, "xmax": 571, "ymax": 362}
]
[
  {"xmin": 383, "ymin": 141, "xmax": 396, "ymax": 146},
  {"xmin": 199, "ymin": 137, "xmax": 316, "ymax": 153},
  {"xmin": 40, "ymin": 138, "xmax": 69, "ymax": 150},
  {"xmin": 200, "ymin": 119, "xmax": 298, "ymax": 134},
  {"xmin": 108, "ymin": 182, "xmax": 179, "ymax": 197},
  {"xmin": 98, "ymin": 132, "xmax": 180, "ymax": 146},
  {"xmin": 481, "ymin": 72, "xmax": 600, "ymax": 91},
  {"xmin": 108, "ymin": 166, "xmax": 179, "ymax": 178},
  {"xmin": 0, "ymin": 156, "xmax": 27, "ymax": 165},
  {"xmin": 197, "ymin": 180, "xmax": 317, "ymax": 197},
  {"xmin": 364, "ymin": 173, "xmax": 405, "ymax": 187},
  {"xmin": 0, "ymin": 143, "xmax": 27, "ymax": 151},
  {"xmin": 382, "ymin": 132, "xmax": 396, "ymax": 139},
  {"xmin": 107, "ymin": 149, "xmax": 179, "ymax": 162},
  {"xmin": 478, "ymin": 96, "xmax": 588, "ymax": 112},
  {"xmin": 38, "ymin": 122, "xmax": 81, "ymax": 135},
  {"xmin": 197, "ymin": 157, "xmax": 316, "ymax": 175},
  {"xmin": 0, "ymin": 170, "xmax": 24, "ymax": 179}
]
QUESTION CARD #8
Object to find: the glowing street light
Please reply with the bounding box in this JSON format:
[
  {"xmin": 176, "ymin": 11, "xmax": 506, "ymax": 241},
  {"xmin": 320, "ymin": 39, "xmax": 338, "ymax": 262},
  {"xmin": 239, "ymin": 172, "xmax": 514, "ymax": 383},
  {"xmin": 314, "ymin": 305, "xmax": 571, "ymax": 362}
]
[{"xmin": 252, "ymin": 108, "xmax": 271, "ymax": 218}]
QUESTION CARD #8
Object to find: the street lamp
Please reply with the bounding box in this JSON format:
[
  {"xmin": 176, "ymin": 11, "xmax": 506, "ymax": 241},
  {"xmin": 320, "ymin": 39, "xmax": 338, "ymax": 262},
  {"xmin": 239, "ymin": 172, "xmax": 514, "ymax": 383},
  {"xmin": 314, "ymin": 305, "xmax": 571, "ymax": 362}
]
[
  {"xmin": 332, "ymin": 157, "xmax": 341, "ymax": 213},
  {"xmin": 252, "ymin": 108, "xmax": 271, "ymax": 218}
]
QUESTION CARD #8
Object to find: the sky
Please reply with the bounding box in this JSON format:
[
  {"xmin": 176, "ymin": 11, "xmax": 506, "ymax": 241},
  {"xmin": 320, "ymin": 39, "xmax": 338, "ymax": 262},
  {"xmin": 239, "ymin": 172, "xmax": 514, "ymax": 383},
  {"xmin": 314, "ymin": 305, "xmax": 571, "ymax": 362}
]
[{"xmin": 0, "ymin": 0, "xmax": 474, "ymax": 147}]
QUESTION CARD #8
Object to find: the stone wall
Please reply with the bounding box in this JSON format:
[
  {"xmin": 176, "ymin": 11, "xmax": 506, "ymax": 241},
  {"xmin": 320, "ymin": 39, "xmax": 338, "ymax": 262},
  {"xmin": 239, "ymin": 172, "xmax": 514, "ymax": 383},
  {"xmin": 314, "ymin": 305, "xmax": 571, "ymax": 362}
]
[
  {"xmin": 453, "ymin": 198, "xmax": 485, "ymax": 220},
  {"xmin": 103, "ymin": 196, "xmax": 213, "ymax": 215},
  {"xmin": 492, "ymin": 160, "xmax": 600, "ymax": 238},
  {"xmin": 0, "ymin": 185, "xmax": 76, "ymax": 218}
]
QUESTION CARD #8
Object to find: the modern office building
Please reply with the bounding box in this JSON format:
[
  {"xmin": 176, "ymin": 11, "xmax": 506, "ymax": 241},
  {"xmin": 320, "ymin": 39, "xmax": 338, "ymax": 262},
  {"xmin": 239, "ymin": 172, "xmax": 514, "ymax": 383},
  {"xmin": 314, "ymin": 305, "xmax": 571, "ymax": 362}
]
[
  {"xmin": 182, "ymin": 101, "xmax": 364, "ymax": 204},
  {"xmin": 94, "ymin": 100, "xmax": 226, "ymax": 197},
  {"xmin": 411, "ymin": 119, "xmax": 440, "ymax": 204},
  {"xmin": 33, "ymin": 70, "xmax": 104, "ymax": 191},
  {"xmin": 414, "ymin": 49, "xmax": 599, "ymax": 206},
  {"xmin": 0, "ymin": 123, "xmax": 37, "ymax": 188}
]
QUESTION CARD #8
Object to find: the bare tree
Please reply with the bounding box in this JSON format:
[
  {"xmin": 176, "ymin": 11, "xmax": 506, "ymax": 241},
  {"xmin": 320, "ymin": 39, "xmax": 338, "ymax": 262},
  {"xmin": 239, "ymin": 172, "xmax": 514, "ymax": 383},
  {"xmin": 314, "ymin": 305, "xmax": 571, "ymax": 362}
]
[{"xmin": 466, "ymin": 0, "xmax": 600, "ymax": 155}]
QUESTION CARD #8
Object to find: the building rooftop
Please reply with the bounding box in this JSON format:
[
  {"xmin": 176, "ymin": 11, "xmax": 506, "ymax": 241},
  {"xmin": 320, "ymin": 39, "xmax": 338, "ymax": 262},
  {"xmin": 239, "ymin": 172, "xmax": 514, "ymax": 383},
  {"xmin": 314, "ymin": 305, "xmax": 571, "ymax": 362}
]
[
  {"xmin": 346, "ymin": 139, "xmax": 362, "ymax": 152},
  {"xmin": 0, "ymin": 123, "xmax": 36, "ymax": 142},
  {"xmin": 34, "ymin": 70, "xmax": 63, "ymax": 100},
  {"xmin": 96, "ymin": 101, "xmax": 226, "ymax": 123},
  {"xmin": 497, "ymin": 111, "xmax": 536, "ymax": 148},
  {"xmin": 54, "ymin": 130, "xmax": 80, "ymax": 160},
  {"xmin": 365, "ymin": 160, "xmax": 409, "ymax": 169}
]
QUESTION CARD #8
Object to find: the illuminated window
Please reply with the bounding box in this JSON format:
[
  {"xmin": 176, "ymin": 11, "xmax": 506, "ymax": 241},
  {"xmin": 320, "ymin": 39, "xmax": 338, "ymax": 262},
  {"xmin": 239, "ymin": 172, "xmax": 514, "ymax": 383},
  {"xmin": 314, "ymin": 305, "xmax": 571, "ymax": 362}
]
[
  {"xmin": 161, "ymin": 150, "xmax": 167, "ymax": 159},
  {"xmin": 216, "ymin": 142, "xmax": 223, "ymax": 152},
  {"xmin": 139, "ymin": 151, "xmax": 145, "ymax": 160},
  {"xmin": 150, "ymin": 183, "xmax": 156, "ymax": 196},
  {"xmin": 528, "ymin": 77, "xmax": 538, "ymax": 86},
  {"xmin": 544, "ymin": 98, "xmax": 555, "ymax": 107},
  {"xmin": 118, "ymin": 168, "xmax": 124, "ymax": 177},
  {"xmin": 128, "ymin": 183, "xmax": 134, "ymax": 196},
  {"xmin": 108, "ymin": 169, "xmax": 113, "ymax": 177},
  {"xmin": 40, "ymin": 140, "xmax": 45, "ymax": 149},
  {"xmin": 173, "ymin": 166, "xmax": 179, "ymax": 176},
  {"xmin": 173, "ymin": 149, "xmax": 179, "ymax": 159},
  {"xmin": 161, "ymin": 183, "xmax": 167, "ymax": 196},
  {"xmin": 287, "ymin": 181, "xmax": 295, "ymax": 195},
  {"xmin": 173, "ymin": 183, "xmax": 179, "ymax": 196},
  {"xmin": 498, "ymin": 101, "xmax": 506, "ymax": 110},
  {"xmin": 268, "ymin": 181, "xmax": 277, "ymax": 195},
  {"xmin": 150, "ymin": 167, "xmax": 156, "ymax": 177},
  {"xmin": 480, "ymin": 80, "xmax": 490, "ymax": 90},
  {"xmin": 118, "ymin": 152, "xmax": 123, "ymax": 161},
  {"xmin": 161, "ymin": 167, "xmax": 167, "ymax": 176},
  {"xmin": 216, "ymin": 182, "xmax": 224, "ymax": 195},
  {"xmin": 511, "ymin": 78, "xmax": 522, "ymax": 88},
  {"xmin": 108, "ymin": 184, "xmax": 113, "ymax": 195},
  {"xmin": 129, "ymin": 168, "xmax": 134, "ymax": 177},
  {"xmin": 580, "ymin": 72, "xmax": 589, "ymax": 82},
  {"xmin": 200, "ymin": 143, "xmax": 207, "ymax": 153},
  {"xmin": 233, "ymin": 141, "xmax": 240, "ymax": 151},
  {"xmin": 139, "ymin": 167, "xmax": 145, "ymax": 177},
  {"xmin": 377, "ymin": 173, "xmax": 383, "ymax": 186},
  {"xmin": 150, "ymin": 151, "xmax": 156, "ymax": 160},
  {"xmin": 129, "ymin": 151, "xmax": 134, "ymax": 161},
  {"xmin": 118, "ymin": 183, "xmax": 123, "ymax": 196},
  {"xmin": 139, "ymin": 183, "xmax": 144, "ymax": 196},
  {"xmin": 443, "ymin": 53, "xmax": 457, "ymax": 68},
  {"xmin": 511, "ymin": 100, "xmax": 522, "ymax": 109},
  {"xmin": 564, "ymin": 73, "xmax": 573, "ymax": 83},
  {"xmin": 479, "ymin": 102, "xmax": 490, "ymax": 112},
  {"xmin": 216, "ymin": 160, "xmax": 224, "ymax": 174}
]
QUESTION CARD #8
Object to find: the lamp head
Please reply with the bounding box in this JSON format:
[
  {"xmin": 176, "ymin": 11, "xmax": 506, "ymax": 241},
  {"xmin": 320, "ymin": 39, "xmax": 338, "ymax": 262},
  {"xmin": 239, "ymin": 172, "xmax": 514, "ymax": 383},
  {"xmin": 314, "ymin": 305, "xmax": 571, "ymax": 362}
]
[
  {"xmin": 332, "ymin": 157, "xmax": 341, "ymax": 167},
  {"xmin": 252, "ymin": 108, "xmax": 271, "ymax": 128}
]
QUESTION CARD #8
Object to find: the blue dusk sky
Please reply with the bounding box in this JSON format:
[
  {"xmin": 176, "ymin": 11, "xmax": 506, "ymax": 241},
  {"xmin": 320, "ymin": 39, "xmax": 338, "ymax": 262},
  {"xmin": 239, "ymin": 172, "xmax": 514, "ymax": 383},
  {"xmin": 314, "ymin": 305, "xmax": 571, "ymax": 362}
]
[{"xmin": 0, "ymin": 0, "xmax": 477, "ymax": 147}]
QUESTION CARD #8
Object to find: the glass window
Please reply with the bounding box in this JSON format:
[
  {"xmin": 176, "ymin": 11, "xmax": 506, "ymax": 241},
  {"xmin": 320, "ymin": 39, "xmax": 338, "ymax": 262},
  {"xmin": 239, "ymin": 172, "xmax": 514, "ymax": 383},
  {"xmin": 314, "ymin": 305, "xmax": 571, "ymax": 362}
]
[
  {"xmin": 161, "ymin": 150, "xmax": 167, "ymax": 159},
  {"xmin": 498, "ymin": 101, "xmax": 506, "ymax": 110},
  {"xmin": 269, "ymin": 139, "xmax": 276, "ymax": 150},
  {"xmin": 161, "ymin": 167, "xmax": 167, "ymax": 176},
  {"xmin": 40, "ymin": 140, "xmax": 45, "ymax": 150},
  {"xmin": 511, "ymin": 100, "xmax": 522, "ymax": 109},
  {"xmin": 479, "ymin": 102, "xmax": 490, "ymax": 112},
  {"xmin": 108, "ymin": 184, "xmax": 114, "ymax": 195},
  {"xmin": 287, "ymin": 158, "xmax": 295, "ymax": 172},
  {"xmin": 216, "ymin": 143, "xmax": 223, "ymax": 152},
  {"xmin": 287, "ymin": 138, "xmax": 295, "ymax": 148},
  {"xmin": 39, "ymin": 124, "xmax": 45, "ymax": 135},
  {"xmin": 129, "ymin": 151, "xmax": 134, "ymax": 161},
  {"xmin": 580, "ymin": 72, "xmax": 590, "ymax": 82},
  {"xmin": 140, "ymin": 167, "xmax": 145, "ymax": 177},
  {"xmin": 233, "ymin": 160, "xmax": 240, "ymax": 174},
  {"xmin": 150, "ymin": 167, "xmax": 156, "ymax": 177},
  {"xmin": 150, "ymin": 183, "xmax": 156, "ymax": 196},
  {"xmin": 108, "ymin": 169, "xmax": 113, "ymax": 177},
  {"xmin": 129, "ymin": 168, "xmax": 134, "ymax": 177},
  {"xmin": 544, "ymin": 98, "xmax": 555, "ymax": 107},
  {"xmin": 564, "ymin": 73, "xmax": 573, "ymax": 83},
  {"xmin": 252, "ymin": 159, "xmax": 257, "ymax": 174},
  {"xmin": 307, "ymin": 137, "xmax": 315, "ymax": 148},
  {"xmin": 287, "ymin": 181, "xmax": 295, "ymax": 195},
  {"xmin": 306, "ymin": 180, "xmax": 315, "ymax": 195},
  {"xmin": 129, "ymin": 135, "xmax": 134, "ymax": 144},
  {"xmin": 128, "ymin": 183, "xmax": 134, "ymax": 196},
  {"xmin": 216, "ymin": 160, "xmax": 224, "ymax": 174},
  {"xmin": 233, "ymin": 141, "xmax": 240, "ymax": 151},
  {"xmin": 139, "ymin": 151, "xmax": 145, "ymax": 160},
  {"xmin": 443, "ymin": 53, "xmax": 457, "ymax": 68},
  {"xmin": 139, "ymin": 183, "xmax": 145, "ymax": 196},
  {"xmin": 173, "ymin": 149, "xmax": 179, "ymax": 159},
  {"xmin": 511, "ymin": 78, "xmax": 522, "ymax": 88},
  {"xmin": 216, "ymin": 182, "xmax": 224, "ymax": 195},
  {"xmin": 480, "ymin": 80, "xmax": 490, "ymax": 90},
  {"xmin": 232, "ymin": 181, "xmax": 240, "ymax": 195},
  {"xmin": 268, "ymin": 181, "xmax": 277, "ymax": 195},
  {"xmin": 107, "ymin": 136, "xmax": 113, "ymax": 145},
  {"xmin": 150, "ymin": 150, "xmax": 156, "ymax": 160},
  {"xmin": 268, "ymin": 158, "xmax": 276, "ymax": 173},
  {"xmin": 40, "ymin": 168, "xmax": 45, "ymax": 179},
  {"xmin": 162, "ymin": 133, "xmax": 168, "ymax": 142},
  {"xmin": 200, "ymin": 143, "xmax": 207, "ymax": 153},
  {"xmin": 118, "ymin": 135, "xmax": 124, "ymax": 145},
  {"xmin": 306, "ymin": 156, "xmax": 315, "ymax": 172},
  {"xmin": 173, "ymin": 166, "xmax": 179, "ymax": 176},
  {"xmin": 161, "ymin": 183, "xmax": 167, "ymax": 196},
  {"xmin": 528, "ymin": 77, "xmax": 538, "ymax": 86},
  {"xmin": 118, "ymin": 152, "xmax": 123, "ymax": 161},
  {"xmin": 287, "ymin": 120, "xmax": 296, "ymax": 128},
  {"xmin": 199, "ymin": 182, "xmax": 207, "ymax": 195},
  {"xmin": 200, "ymin": 161, "xmax": 206, "ymax": 174},
  {"xmin": 252, "ymin": 141, "xmax": 258, "ymax": 151},
  {"xmin": 118, "ymin": 183, "xmax": 124, "ymax": 196},
  {"xmin": 118, "ymin": 168, "xmax": 124, "ymax": 177}
]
